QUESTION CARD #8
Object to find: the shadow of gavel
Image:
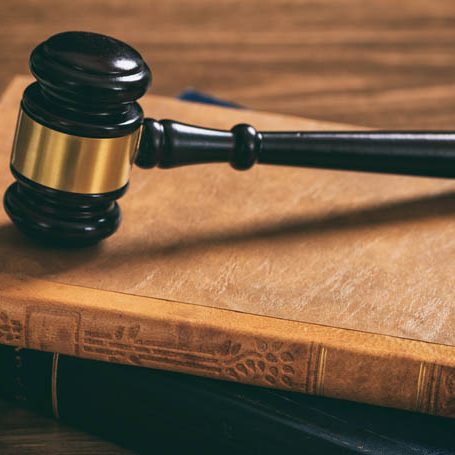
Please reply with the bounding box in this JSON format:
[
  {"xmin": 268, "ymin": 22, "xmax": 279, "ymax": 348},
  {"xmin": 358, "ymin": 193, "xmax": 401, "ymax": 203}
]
[{"xmin": 4, "ymin": 31, "xmax": 455, "ymax": 246}]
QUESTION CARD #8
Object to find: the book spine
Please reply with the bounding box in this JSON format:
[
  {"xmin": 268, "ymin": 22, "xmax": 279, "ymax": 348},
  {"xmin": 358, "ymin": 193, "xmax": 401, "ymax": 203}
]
[
  {"xmin": 2, "ymin": 346, "xmax": 453, "ymax": 454},
  {"xmin": 0, "ymin": 274, "xmax": 454, "ymax": 418}
]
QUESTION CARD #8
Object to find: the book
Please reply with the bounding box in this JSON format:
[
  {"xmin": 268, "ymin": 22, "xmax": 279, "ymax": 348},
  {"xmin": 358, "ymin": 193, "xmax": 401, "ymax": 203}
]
[
  {"xmin": 2, "ymin": 91, "xmax": 452, "ymax": 455},
  {"xmin": 1, "ymin": 345, "xmax": 454, "ymax": 454},
  {"xmin": 0, "ymin": 76, "xmax": 454, "ymax": 418}
]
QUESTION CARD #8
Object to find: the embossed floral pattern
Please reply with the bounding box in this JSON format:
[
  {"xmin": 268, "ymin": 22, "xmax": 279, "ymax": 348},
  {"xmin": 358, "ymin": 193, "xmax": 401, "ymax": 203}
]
[{"xmin": 222, "ymin": 339, "xmax": 296, "ymax": 387}]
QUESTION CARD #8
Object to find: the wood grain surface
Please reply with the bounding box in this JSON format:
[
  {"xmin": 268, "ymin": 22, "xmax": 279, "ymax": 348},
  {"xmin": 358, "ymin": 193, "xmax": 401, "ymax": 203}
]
[
  {"xmin": 1, "ymin": 0, "xmax": 455, "ymax": 452},
  {"xmin": 2, "ymin": 0, "xmax": 455, "ymax": 129},
  {"xmin": 0, "ymin": 400, "xmax": 131, "ymax": 454}
]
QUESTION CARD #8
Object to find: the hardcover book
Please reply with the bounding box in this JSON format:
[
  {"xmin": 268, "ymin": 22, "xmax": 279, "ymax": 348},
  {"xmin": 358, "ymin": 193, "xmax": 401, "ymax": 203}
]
[{"xmin": 0, "ymin": 76, "xmax": 454, "ymax": 417}]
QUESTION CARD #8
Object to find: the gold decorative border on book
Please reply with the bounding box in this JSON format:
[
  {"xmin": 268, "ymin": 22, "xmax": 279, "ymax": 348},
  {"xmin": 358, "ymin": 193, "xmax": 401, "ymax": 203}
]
[
  {"xmin": 316, "ymin": 346, "xmax": 328, "ymax": 395},
  {"xmin": 416, "ymin": 362, "xmax": 427, "ymax": 410},
  {"xmin": 51, "ymin": 353, "xmax": 60, "ymax": 420},
  {"xmin": 415, "ymin": 362, "xmax": 446, "ymax": 415}
]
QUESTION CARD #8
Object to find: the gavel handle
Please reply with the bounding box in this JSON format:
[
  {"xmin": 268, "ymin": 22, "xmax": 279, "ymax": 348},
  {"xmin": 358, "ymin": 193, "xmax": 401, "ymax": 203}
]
[{"xmin": 135, "ymin": 119, "xmax": 455, "ymax": 179}]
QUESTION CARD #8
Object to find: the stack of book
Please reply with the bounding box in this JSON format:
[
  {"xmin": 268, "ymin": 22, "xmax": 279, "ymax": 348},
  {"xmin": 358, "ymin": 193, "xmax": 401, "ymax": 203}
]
[{"xmin": 0, "ymin": 77, "xmax": 454, "ymax": 453}]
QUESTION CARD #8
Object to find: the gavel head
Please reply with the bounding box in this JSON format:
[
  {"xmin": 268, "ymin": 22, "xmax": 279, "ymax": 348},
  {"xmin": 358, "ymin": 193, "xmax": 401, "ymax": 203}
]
[{"xmin": 3, "ymin": 31, "xmax": 151, "ymax": 246}]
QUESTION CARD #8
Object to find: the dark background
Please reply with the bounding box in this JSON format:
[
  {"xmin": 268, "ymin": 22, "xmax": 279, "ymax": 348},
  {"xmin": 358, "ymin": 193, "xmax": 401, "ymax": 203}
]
[{"xmin": 1, "ymin": 0, "xmax": 455, "ymax": 452}]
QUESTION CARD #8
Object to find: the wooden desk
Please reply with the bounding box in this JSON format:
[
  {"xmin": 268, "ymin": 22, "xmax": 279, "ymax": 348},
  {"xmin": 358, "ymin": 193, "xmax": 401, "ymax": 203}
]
[{"xmin": 1, "ymin": 0, "xmax": 454, "ymax": 452}]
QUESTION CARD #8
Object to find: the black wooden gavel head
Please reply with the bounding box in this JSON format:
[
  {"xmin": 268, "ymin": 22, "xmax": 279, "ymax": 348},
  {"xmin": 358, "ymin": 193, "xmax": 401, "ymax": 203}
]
[{"xmin": 4, "ymin": 31, "xmax": 152, "ymax": 246}]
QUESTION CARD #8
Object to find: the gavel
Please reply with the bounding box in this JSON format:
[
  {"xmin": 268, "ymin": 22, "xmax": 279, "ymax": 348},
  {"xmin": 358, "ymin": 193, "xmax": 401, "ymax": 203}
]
[{"xmin": 4, "ymin": 31, "xmax": 455, "ymax": 246}]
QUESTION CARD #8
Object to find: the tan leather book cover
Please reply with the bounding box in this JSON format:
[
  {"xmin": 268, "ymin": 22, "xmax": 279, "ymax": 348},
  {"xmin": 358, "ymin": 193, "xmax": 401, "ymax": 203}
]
[{"xmin": 0, "ymin": 76, "xmax": 454, "ymax": 417}]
